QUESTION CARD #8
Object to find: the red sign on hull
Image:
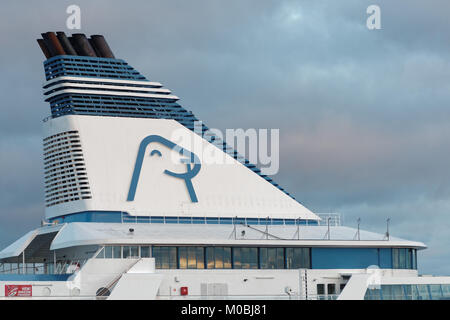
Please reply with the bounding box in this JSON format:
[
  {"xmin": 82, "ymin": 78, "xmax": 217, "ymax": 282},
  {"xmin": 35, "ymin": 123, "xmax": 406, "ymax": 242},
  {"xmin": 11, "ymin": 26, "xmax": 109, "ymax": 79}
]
[{"xmin": 5, "ymin": 285, "xmax": 32, "ymax": 297}]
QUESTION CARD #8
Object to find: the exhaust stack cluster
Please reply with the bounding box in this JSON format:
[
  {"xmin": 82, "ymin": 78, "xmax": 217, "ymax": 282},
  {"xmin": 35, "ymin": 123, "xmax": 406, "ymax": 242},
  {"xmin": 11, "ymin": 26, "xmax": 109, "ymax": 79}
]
[{"xmin": 37, "ymin": 31, "xmax": 115, "ymax": 59}]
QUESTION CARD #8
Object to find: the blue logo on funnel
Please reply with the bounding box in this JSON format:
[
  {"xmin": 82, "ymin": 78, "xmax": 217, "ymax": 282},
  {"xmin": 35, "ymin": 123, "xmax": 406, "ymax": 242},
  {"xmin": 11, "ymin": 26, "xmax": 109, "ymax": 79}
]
[{"xmin": 127, "ymin": 135, "xmax": 201, "ymax": 203}]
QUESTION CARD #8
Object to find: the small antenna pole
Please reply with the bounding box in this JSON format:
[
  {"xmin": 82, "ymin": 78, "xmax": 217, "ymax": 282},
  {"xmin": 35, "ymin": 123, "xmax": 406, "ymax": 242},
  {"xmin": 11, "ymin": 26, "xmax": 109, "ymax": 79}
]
[
  {"xmin": 386, "ymin": 218, "xmax": 390, "ymax": 240},
  {"xmin": 327, "ymin": 217, "xmax": 331, "ymax": 240},
  {"xmin": 357, "ymin": 218, "xmax": 361, "ymax": 241}
]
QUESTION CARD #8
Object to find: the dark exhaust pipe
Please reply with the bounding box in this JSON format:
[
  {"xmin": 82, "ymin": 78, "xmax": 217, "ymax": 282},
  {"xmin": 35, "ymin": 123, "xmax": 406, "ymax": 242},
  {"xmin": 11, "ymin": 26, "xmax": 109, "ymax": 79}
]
[
  {"xmin": 41, "ymin": 32, "xmax": 66, "ymax": 57},
  {"xmin": 37, "ymin": 39, "xmax": 51, "ymax": 58},
  {"xmin": 90, "ymin": 35, "xmax": 115, "ymax": 58},
  {"xmin": 72, "ymin": 33, "xmax": 97, "ymax": 57},
  {"xmin": 56, "ymin": 32, "xmax": 77, "ymax": 56}
]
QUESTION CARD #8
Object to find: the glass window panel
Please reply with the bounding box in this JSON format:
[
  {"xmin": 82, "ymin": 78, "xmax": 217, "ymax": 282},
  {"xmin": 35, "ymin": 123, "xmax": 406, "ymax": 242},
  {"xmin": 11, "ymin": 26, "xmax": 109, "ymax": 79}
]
[
  {"xmin": 286, "ymin": 248, "xmax": 294, "ymax": 268},
  {"xmin": 160, "ymin": 247, "xmax": 169, "ymax": 269},
  {"xmin": 123, "ymin": 246, "xmax": 131, "ymax": 259},
  {"xmin": 317, "ymin": 284, "xmax": 325, "ymax": 295},
  {"xmin": 104, "ymin": 246, "xmax": 113, "ymax": 259},
  {"xmin": 196, "ymin": 247, "xmax": 205, "ymax": 269},
  {"xmin": 392, "ymin": 285, "xmax": 404, "ymax": 300},
  {"xmin": 403, "ymin": 285, "xmax": 412, "ymax": 300},
  {"xmin": 179, "ymin": 247, "xmax": 187, "ymax": 269},
  {"xmin": 267, "ymin": 248, "xmax": 276, "ymax": 269},
  {"xmin": 260, "ymin": 248, "xmax": 268, "ymax": 269},
  {"xmin": 153, "ymin": 247, "xmax": 161, "ymax": 269},
  {"xmin": 392, "ymin": 249, "xmax": 399, "ymax": 269},
  {"xmin": 442, "ymin": 285, "xmax": 450, "ymax": 298},
  {"xmin": 223, "ymin": 247, "xmax": 232, "ymax": 269},
  {"xmin": 417, "ymin": 285, "xmax": 430, "ymax": 300},
  {"xmin": 140, "ymin": 246, "xmax": 150, "ymax": 258},
  {"xmin": 327, "ymin": 284, "xmax": 336, "ymax": 295},
  {"xmin": 168, "ymin": 247, "xmax": 177, "ymax": 269},
  {"xmin": 215, "ymin": 247, "xmax": 224, "ymax": 269},
  {"xmin": 399, "ymin": 249, "xmax": 406, "ymax": 269},
  {"xmin": 276, "ymin": 248, "xmax": 284, "ymax": 269},
  {"xmin": 130, "ymin": 246, "xmax": 139, "ymax": 258},
  {"xmin": 96, "ymin": 247, "xmax": 105, "ymax": 259},
  {"xmin": 406, "ymin": 249, "xmax": 412, "ymax": 269},
  {"xmin": 206, "ymin": 247, "xmax": 214, "ymax": 269},
  {"xmin": 188, "ymin": 247, "xmax": 196, "ymax": 269},
  {"xmin": 248, "ymin": 248, "xmax": 258, "ymax": 269},
  {"xmin": 429, "ymin": 285, "xmax": 443, "ymax": 300},
  {"xmin": 381, "ymin": 285, "xmax": 392, "ymax": 300},
  {"xmin": 233, "ymin": 248, "xmax": 241, "ymax": 269},
  {"xmin": 113, "ymin": 246, "xmax": 121, "ymax": 259}
]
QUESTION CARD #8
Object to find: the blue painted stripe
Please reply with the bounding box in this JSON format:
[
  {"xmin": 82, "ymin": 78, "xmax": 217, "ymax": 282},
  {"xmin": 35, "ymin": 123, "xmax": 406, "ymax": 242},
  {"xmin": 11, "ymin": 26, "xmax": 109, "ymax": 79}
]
[{"xmin": 0, "ymin": 274, "xmax": 71, "ymax": 281}]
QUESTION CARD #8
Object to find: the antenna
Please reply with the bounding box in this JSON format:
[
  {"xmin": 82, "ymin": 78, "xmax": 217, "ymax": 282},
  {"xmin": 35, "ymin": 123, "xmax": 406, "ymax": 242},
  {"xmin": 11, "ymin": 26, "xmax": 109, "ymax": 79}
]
[
  {"xmin": 354, "ymin": 218, "xmax": 361, "ymax": 240},
  {"xmin": 385, "ymin": 218, "xmax": 390, "ymax": 240}
]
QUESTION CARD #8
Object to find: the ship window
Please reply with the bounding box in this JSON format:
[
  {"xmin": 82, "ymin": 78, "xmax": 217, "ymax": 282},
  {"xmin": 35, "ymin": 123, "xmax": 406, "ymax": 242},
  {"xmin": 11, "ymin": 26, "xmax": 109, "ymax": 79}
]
[
  {"xmin": 393, "ymin": 248, "xmax": 412, "ymax": 269},
  {"xmin": 140, "ymin": 246, "xmax": 150, "ymax": 258},
  {"xmin": 113, "ymin": 246, "xmax": 121, "ymax": 259},
  {"xmin": 232, "ymin": 247, "xmax": 258, "ymax": 269},
  {"xmin": 317, "ymin": 284, "xmax": 325, "ymax": 295},
  {"xmin": 179, "ymin": 247, "xmax": 205, "ymax": 269},
  {"xmin": 327, "ymin": 284, "xmax": 336, "ymax": 295},
  {"xmin": 153, "ymin": 246, "xmax": 177, "ymax": 269},
  {"xmin": 123, "ymin": 246, "xmax": 130, "ymax": 259},
  {"xmin": 206, "ymin": 247, "xmax": 232, "ymax": 269},
  {"xmin": 104, "ymin": 246, "xmax": 113, "ymax": 259},
  {"xmin": 260, "ymin": 248, "xmax": 284, "ymax": 269},
  {"xmin": 96, "ymin": 247, "xmax": 105, "ymax": 259},
  {"xmin": 286, "ymin": 247, "xmax": 310, "ymax": 269},
  {"xmin": 130, "ymin": 246, "xmax": 139, "ymax": 258}
]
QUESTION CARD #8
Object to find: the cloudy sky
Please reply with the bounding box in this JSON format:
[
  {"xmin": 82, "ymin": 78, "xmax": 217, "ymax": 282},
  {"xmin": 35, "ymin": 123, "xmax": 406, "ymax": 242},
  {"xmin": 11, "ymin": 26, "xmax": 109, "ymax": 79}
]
[{"xmin": 0, "ymin": 0, "xmax": 449, "ymax": 275}]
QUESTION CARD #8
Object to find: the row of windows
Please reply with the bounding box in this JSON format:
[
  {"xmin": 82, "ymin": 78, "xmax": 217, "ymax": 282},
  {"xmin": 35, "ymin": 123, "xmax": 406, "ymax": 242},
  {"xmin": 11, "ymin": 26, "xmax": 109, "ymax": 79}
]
[
  {"xmin": 365, "ymin": 284, "xmax": 450, "ymax": 300},
  {"xmin": 96, "ymin": 245, "xmax": 311, "ymax": 270},
  {"xmin": 120, "ymin": 215, "xmax": 318, "ymax": 226}
]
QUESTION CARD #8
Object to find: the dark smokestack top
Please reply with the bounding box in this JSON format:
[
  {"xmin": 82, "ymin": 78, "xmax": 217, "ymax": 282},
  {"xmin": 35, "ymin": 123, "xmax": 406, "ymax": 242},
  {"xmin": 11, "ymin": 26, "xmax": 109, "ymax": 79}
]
[
  {"xmin": 90, "ymin": 35, "xmax": 115, "ymax": 58},
  {"xmin": 37, "ymin": 32, "xmax": 117, "ymax": 59},
  {"xmin": 56, "ymin": 32, "xmax": 77, "ymax": 56},
  {"xmin": 72, "ymin": 33, "xmax": 97, "ymax": 57},
  {"xmin": 37, "ymin": 39, "xmax": 51, "ymax": 59}
]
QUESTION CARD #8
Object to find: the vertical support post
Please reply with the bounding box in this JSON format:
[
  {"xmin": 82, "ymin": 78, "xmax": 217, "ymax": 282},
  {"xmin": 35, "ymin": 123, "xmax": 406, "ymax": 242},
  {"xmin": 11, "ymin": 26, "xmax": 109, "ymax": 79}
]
[
  {"xmin": 22, "ymin": 250, "xmax": 25, "ymax": 274},
  {"xmin": 297, "ymin": 218, "xmax": 300, "ymax": 240},
  {"xmin": 54, "ymin": 250, "xmax": 57, "ymax": 273},
  {"xmin": 327, "ymin": 217, "xmax": 331, "ymax": 240}
]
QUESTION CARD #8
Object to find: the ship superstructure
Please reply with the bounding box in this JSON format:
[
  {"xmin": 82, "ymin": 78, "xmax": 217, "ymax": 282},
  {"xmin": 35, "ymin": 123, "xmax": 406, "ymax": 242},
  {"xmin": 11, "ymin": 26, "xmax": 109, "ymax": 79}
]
[{"xmin": 0, "ymin": 32, "xmax": 449, "ymax": 300}]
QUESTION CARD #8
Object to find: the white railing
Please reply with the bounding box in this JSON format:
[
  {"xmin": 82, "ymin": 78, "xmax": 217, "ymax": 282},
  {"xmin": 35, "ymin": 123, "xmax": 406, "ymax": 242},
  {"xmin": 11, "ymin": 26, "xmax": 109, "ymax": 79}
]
[{"xmin": 317, "ymin": 213, "xmax": 342, "ymax": 226}]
